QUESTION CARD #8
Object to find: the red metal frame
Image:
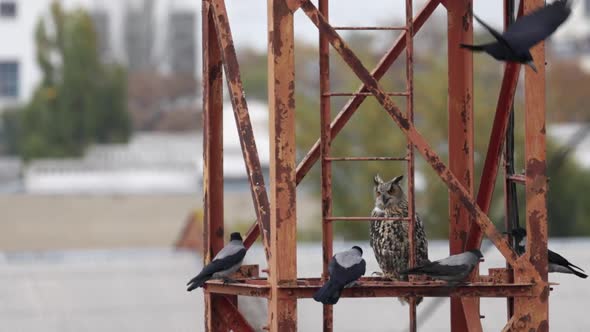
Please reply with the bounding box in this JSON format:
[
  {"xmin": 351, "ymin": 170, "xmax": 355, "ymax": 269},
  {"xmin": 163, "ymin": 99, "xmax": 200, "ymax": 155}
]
[{"xmin": 201, "ymin": 0, "xmax": 550, "ymax": 331}]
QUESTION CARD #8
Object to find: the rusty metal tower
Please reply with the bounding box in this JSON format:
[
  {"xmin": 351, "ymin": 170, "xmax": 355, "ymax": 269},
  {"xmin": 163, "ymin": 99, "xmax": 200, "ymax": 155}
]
[{"xmin": 200, "ymin": 0, "xmax": 550, "ymax": 331}]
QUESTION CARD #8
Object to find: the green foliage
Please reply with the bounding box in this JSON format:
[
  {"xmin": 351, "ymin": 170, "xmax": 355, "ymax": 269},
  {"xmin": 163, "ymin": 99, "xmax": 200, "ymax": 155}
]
[
  {"xmin": 237, "ymin": 27, "xmax": 590, "ymax": 239},
  {"xmin": 16, "ymin": 2, "xmax": 130, "ymax": 161}
]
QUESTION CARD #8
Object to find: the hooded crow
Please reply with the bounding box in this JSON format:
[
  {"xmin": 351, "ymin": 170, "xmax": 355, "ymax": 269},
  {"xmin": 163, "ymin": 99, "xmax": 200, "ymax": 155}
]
[
  {"xmin": 313, "ymin": 246, "xmax": 366, "ymax": 305},
  {"xmin": 461, "ymin": 0, "xmax": 571, "ymax": 72},
  {"xmin": 506, "ymin": 227, "xmax": 587, "ymax": 279},
  {"xmin": 401, "ymin": 249, "xmax": 483, "ymax": 284},
  {"xmin": 187, "ymin": 232, "xmax": 247, "ymax": 291}
]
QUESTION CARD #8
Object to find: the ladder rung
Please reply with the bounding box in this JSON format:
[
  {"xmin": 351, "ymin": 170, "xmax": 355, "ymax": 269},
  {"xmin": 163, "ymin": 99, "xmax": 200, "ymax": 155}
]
[
  {"xmin": 333, "ymin": 26, "xmax": 408, "ymax": 31},
  {"xmin": 507, "ymin": 174, "xmax": 525, "ymax": 184},
  {"xmin": 323, "ymin": 92, "xmax": 410, "ymax": 97},
  {"xmin": 325, "ymin": 156, "xmax": 408, "ymax": 161},
  {"xmin": 325, "ymin": 216, "xmax": 411, "ymax": 222}
]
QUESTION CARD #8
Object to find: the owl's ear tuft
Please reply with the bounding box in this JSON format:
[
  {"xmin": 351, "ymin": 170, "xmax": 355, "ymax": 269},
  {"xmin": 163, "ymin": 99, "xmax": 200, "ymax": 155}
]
[
  {"xmin": 392, "ymin": 175, "xmax": 404, "ymax": 184},
  {"xmin": 373, "ymin": 174, "xmax": 383, "ymax": 186}
]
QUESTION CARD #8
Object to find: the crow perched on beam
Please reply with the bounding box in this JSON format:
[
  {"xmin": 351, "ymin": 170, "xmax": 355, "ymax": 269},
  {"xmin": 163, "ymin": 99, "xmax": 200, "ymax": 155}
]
[
  {"xmin": 506, "ymin": 227, "xmax": 588, "ymax": 279},
  {"xmin": 401, "ymin": 250, "xmax": 483, "ymax": 284},
  {"xmin": 186, "ymin": 232, "xmax": 247, "ymax": 291},
  {"xmin": 461, "ymin": 0, "xmax": 571, "ymax": 72},
  {"xmin": 313, "ymin": 246, "xmax": 366, "ymax": 305}
]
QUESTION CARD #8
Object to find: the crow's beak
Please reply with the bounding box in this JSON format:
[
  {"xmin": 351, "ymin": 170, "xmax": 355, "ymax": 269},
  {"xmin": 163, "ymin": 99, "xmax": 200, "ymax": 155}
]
[{"xmin": 526, "ymin": 60, "xmax": 538, "ymax": 73}]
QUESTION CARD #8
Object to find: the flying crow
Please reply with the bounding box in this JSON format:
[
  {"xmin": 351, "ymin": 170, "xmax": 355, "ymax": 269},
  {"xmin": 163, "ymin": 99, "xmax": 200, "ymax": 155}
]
[
  {"xmin": 401, "ymin": 249, "xmax": 483, "ymax": 284},
  {"xmin": 186, "ymin": 232, "xmax": 247, "ymax": 291},
  {"xmin": 461, "ymin": 0, "xmax": 571, "ymax": 72},
  {"xmin": 313, "ymin": 246, "xmax": 366, "ymax": 305},
  {"xmin": 506, "ymin": 227, "xmax": 587, "ymax": 279}
]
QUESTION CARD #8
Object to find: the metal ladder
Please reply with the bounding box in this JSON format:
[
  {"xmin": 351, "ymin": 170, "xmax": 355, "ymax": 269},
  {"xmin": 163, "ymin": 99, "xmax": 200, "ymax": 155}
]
[{"xmin": 317, "ymin": 1, "xmax": 418, "ymax": 331}]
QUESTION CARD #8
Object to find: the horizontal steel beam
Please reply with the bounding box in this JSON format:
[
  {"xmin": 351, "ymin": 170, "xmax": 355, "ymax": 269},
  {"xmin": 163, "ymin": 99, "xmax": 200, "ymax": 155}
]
[{"xmin": 204, "ymin": 278, "xmax": 536, "ymax": 299}]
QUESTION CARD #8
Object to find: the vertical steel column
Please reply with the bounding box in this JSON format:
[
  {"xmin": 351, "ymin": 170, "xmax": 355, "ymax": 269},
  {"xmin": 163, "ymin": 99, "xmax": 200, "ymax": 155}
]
[
  {"xmin": 318, "ymin": 0, "xmax": 333, "ymax": 331},
  {"xmin": 202, "ymin": 1, "xmax": 225, "ymax": 331},
  {"xmin": 447, "ymin": 1, "xmax": 479, "ymax": 331},
  {"xmin": 503, "ymin": 0, "xmax": 518, "ymax": 320},
  {"xmin": 268, "ymin": 0, "xmax": 298, "ymax": 331},
  {"xmin": 405, "ymin": 0, "xmax": 417, "ymax": 331},
  {"xmin": 512, "ymin": 0, "xmax": 550, "ymax": 330}
]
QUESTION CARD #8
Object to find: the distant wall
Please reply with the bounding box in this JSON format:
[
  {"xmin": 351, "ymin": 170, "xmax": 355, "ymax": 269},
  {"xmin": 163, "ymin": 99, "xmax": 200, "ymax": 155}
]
[{"xmin": 0, "ymin": 191, "xmax": 320, "ymax": 251}]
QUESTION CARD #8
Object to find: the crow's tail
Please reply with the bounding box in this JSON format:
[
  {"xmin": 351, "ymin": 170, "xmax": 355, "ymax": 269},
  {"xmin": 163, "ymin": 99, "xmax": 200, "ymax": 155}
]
[
  {"xmin": 187, "ymin": 274, "xmax": 212, "ymax": 291},
  {"xmin": 570, "ymin": 268, "xmax": 588, "ymax": 279},
  {"xmin": 460, "ymin": 44, "xmax": 485, "ymax": 52},
  {"xmin": 568, "ymin": 262, "xmax": 586, "ymax": 273},
  {"xmin": 313, "ymin": 280, "xmax": 343, "ymax": 305}
]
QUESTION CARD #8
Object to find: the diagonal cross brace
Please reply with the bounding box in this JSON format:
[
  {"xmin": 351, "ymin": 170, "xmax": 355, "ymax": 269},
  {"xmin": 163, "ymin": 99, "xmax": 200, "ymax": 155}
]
[
  {"xmin": 298, "ymin": 0, "xmax": 535, "ymax": 275},
  {"xmin": 243, "ymin": 0, "xmax": 440, "ymax": 248},
  {"xmin": 295, "ymin": 0, "xmax": 441, "ymax": 185},
  {"xmin": 210, "ymin": 0, "xmax": 271, "ymax": 261}
]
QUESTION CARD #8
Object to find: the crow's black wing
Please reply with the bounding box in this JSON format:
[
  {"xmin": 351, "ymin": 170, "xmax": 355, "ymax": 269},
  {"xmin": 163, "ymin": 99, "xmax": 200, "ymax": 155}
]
[
  {"xmin": 548, "ymin": 249, "xmax": 584, "ymax": 271},
  {"xmin": 405, "ymin": 262, "xmax": 469, "ymax": 277},
  {"xmin": 473, "ymin": 14, "xmax": 514, "ymax": 52},
  {"xmin": 329, "ymin": 259, "xmax": 366, "ymax": 286},
  {"xmin": 189, "ymin": 248, "xmax": 246, "ymax": 282},
  {"xmin": 503, "ymin": 1, "xmax": 571, "ymax": 51}
]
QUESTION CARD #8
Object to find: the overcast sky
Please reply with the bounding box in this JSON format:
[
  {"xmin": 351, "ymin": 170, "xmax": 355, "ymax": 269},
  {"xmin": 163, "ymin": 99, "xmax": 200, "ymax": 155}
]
[{"xmin": 221, "ymin": 0, "xmax": 506, "ymax": 51}]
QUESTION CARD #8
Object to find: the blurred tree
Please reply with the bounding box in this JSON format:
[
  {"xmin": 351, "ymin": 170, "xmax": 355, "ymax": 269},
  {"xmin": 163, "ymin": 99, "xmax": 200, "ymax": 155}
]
[
  {"xmin": 231, "ymin": 22, "xmax": 590, "ymax": 239},
  {"xmin": 127, "ymin": 70, "xmax": 199, "ymax": 131},
  {"xmin": 17, "ymin": 1, "xmax": 130, "ymax": 161}
]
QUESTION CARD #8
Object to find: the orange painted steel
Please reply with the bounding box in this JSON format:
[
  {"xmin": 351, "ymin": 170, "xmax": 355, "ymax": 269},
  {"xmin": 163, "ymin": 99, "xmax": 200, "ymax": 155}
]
[
  {"xmin": 201, "ymin": 2, "xmax": 230, "ymax": 331},
  {"xmin": 446, "ymin": 1, "xmax": 480, "ymax": 331},
  {"xmin": 209, "ymin": 0, "xmax": 272, "ymax": 261},
  {"xmin": 201, "ymin": 0, "xmax": 550, "ymax": 330},
  {"xmin": 267, "ymin": 0, "xmax": 298, "ymax": 331}
]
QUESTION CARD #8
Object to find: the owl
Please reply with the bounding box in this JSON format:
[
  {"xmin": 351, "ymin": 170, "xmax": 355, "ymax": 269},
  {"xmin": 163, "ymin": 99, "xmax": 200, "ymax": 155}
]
[{"xmin": 370, "ymin": 174, "xmax": 429, "ymax": 305}]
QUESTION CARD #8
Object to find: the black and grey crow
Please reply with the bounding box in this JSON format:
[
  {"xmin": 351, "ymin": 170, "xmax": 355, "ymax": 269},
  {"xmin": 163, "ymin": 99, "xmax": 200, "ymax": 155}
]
[
  {"xmin": 313, "ymin": 246, "xmax": 366, "ymax": 305},
  {"xmin": 461, "ymin": 0, "xmax": 571, "ymax": 72},
  {"xmin": 186, "ymin": 232, "xmax": 247, "ymax": 291},
  {"xmin": 506, "ymin": 227, "xmax": 587, "ymax": 279},
  {"xmin": 401, "ymin": 249, "xmax": 483, "ymax": 284}
]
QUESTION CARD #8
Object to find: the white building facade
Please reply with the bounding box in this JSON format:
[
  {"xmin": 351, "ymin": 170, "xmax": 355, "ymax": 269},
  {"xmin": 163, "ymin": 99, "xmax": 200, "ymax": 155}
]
[{"xmin": 0, "ymin": 0, "xmax": 199, "ymax": 110}]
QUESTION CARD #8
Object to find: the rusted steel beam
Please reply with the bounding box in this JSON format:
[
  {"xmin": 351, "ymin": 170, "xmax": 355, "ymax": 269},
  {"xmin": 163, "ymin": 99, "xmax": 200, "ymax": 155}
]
[
  {"xmin": 325, "ymin": 216, "xmax": 410, "ymax": 221},
  {"xmin": 233, "ymin": 265, "xmax": 260, "ymax": 279},
  {"xmin": 280, "ymin": 282, "xmax": 535, "ymax": 299},
  {"xmin": 507, "ymin": 174, "xmax": 526, "ymax": 184},
  {"xmin": 268, "ymin": 0, "xmax": 298, "ymax": 331},
  {"xmin": 405, "ymin": 1, "xmax": 418, "ymax": 330},
  {"xmin": 333, "ymin": 26, "xmax": 408, "ymax": 30},
  {"xmin": 513, "ymin": 0, "xmax": 550, "ymax": 330},
  {"xmin": 447, "ymin": 1, "xmax": 478, "ymax": 331},
  {"xmin": 295, "ymin": 0, "xmax": 440, "ymax": 185},
  {"xmin": 242, "ymin": 0, "xmax": 440, "ymax": 250},
  {"xmin": 205, "ymin": 279, "xmax": 536, "ymax": 298},
  {"xmin": 213, "ymin": 296, "xmax": 256, "ymax": 332},
  {"xmin": 202, "ymin": 3, "xmax": 226, "ymax": 331},
  {"xmin": 205, "ymin": 282, "xmax": 271, "ymax": 298},
  {"xmin": 298, "ymin": 0, "xmax": 528, "ymax": 271},
  {"xmin": 462, "ymin": 62, "xmax": 522, "ymax": 251},
  {"xmin": 319, "ymin": 0, "xmax": 333, "ymax": 331},
  {"xmin": 325, "ymin": 156, "xmax": 408, "ymax": 161},
  {"xmin": 322, "ymin": 92, "xmax": 409, "ymax": 97},
  {"xmin": 209, "ymin": 0, "xmax": 272, "ymax": 261},
  {"xmin": 463, "ymin": 0, "xmax": 524, "ymax": 253}
]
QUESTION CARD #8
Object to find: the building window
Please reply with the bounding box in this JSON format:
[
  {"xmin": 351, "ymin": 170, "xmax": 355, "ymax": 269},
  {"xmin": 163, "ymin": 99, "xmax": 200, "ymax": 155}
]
[
  {"xmin": 0, "ymin": 62, "xmax": 19, "ymax": 98},
  {"xmin": 0, "ymin": 1, "xmax": 17, "ymax": 18}
]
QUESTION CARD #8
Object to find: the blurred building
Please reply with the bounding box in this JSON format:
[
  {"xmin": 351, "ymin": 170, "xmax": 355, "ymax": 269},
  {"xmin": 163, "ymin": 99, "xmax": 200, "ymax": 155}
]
[
  {"xmin": 0, "ymin": 0, "xmax": 200, "ymax": 111},
  {"xmin": 21, "ymin": 100, "xmax": 271, "ymax": 194},
  {"xmin": 169, "ymin": 11, "xmax": 196, "ymax": 75},
  {"xmin": 551, "ymin": 0, "xmax": 590, "ymax": 71}
]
